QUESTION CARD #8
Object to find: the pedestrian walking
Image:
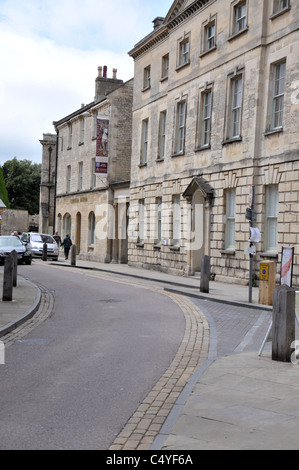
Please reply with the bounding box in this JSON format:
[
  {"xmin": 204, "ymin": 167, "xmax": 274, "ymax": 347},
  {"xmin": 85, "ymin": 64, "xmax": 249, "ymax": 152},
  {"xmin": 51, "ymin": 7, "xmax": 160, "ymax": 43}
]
[{"xmin": 61, "ymin": 234, "xmax": 72, "ymax": 260}]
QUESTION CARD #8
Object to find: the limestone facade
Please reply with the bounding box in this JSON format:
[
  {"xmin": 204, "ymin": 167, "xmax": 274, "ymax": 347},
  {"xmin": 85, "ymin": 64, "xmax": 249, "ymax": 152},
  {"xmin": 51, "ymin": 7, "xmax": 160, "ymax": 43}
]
[
  {"xmin": 53, "ymin": 68, "xmax": 133, "ymax": 263},
  {"xmin": 128, "ymin": 0, "xmax": 299, "ymax": 285}
]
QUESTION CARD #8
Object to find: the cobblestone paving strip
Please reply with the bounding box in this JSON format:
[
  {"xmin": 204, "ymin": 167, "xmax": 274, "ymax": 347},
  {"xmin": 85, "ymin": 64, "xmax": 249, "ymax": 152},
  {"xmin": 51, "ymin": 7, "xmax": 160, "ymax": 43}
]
[
  {"xmin": 1, "ymin": 285, "xmax": 54, "ymax": 347},
  {"xmin": 109, "ymin": 292, "xmax": 210, "ymax": 450}
]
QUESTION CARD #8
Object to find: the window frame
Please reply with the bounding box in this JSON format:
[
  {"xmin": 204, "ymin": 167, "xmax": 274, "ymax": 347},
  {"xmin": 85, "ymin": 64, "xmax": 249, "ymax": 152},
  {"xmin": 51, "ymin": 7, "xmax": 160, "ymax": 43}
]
[
  {"xmin": 197, "ymin": 87, "xmax": 213, "ymax": 149},
  {"xmin": 224, "ymin": 72, "xmax": 244, "ymax": 143},
  {"xmin": 172, "ymin": 195, "xmax": 181, "ymax": 247},
  {"xmin": 140, "ymin": 118, "xmax": 149, "ymax": 166},
  {"xmin": 265, "ymin": 185, "xmax": 279, "ymax": 253},
  {"xmin": 91, "ymin": 158, "xmax": 96, "ymax": 189},
  {"xmin": 161, "ymin": 54, "xmax": 169, "ymax": 80},
  {"xmin": 174, "ymin": 100, "xmax": 187, "ymax": 155},
  {"xmin": 176, "ymin": 35, "xmax": 191, "ymax": 70},
  {"xmin": 155, "ymin": 197, "xmax": 162, "ymax": 246},
  {"xmin": 138, "ymin": 199, "xmax": 145, "ymax": 245},
  {"xmin": 271, "ymin": 60, "xmax": 286, "ymax": 131},
  {"xmin": 158, "ymin": 110, "xmax": 167, "ymax": 160},
  {"xmin": 78, "ymin": 162, "xmax": 83, "ymax": 191},
  {"xmin": 143, "ymin": 66, "xmax": 151, "ymax": 91},
  {"xmin": 271, "ymin": 0, "xmax": 290, "ymax": 17},
  {"xmin": 225, "ymin": 189, "xmax": 236, "ymax": 251},
  {"xmin": 68, "ymin": 123, "xmax": 73, "ymax": 149},
  {"xmin": 66, "ymin": 165, "xmax": 71, "ymax": 194},
  {"xmin": 229, "ymin": 0, "xmax": 248, "ymax": 40}
]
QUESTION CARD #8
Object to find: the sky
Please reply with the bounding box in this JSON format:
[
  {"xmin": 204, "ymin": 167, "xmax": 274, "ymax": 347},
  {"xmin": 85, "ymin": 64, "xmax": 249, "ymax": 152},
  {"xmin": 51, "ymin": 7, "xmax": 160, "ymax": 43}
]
[{"xmin": 0, "ymin": 0, "xmax": 172, "ymax": 166}]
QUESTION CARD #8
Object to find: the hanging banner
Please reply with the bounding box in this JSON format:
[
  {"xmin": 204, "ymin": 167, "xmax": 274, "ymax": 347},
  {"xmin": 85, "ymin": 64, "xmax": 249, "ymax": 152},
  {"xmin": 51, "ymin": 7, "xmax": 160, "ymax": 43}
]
[
  {"xmin": 96, "ymin": 118, "xmax": 109, "ymax": 174},
  {"xmin": 280, "ymin": 246, "xmax": 294, "ymax": 287}
]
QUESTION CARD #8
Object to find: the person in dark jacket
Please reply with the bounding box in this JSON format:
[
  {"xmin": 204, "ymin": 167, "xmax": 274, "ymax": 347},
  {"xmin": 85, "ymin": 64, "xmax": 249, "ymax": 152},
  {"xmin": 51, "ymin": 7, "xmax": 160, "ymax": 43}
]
[{"xmin": 61, "ymin": 233, "xmax": 72, "ymax": 260}]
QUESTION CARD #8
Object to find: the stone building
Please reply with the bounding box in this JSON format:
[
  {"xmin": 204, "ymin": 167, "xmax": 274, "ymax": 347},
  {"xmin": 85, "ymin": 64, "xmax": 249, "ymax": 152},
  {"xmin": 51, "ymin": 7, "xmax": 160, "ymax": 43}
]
[
  {"xmin": 39, "ymin": 133, "xmax": 57, "ymax": 235},
  {"xmin": 128, "ymin": 0, "xmax": 299, "ymax": 285},
  {"xmin": 53, "ymin": 67, "xmax": 133, "ymax": 263}
]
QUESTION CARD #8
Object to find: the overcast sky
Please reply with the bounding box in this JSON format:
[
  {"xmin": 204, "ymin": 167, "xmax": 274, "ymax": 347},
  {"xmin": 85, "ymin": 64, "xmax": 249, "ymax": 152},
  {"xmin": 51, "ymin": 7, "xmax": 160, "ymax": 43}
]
[{"xmin": 0, "ymin": 0, "xmax": 172, "ymax": 166}]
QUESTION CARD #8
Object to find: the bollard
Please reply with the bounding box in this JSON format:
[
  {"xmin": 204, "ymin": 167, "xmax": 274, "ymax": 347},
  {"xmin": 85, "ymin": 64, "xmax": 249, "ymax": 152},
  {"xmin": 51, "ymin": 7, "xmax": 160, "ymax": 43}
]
[
  {"xmin": 42, "ymin": 243, "xmax": 47, "ymax": 261},
  {"xmin": 200, "ymin": 255, "xmax": 210, "ymax": 294},
  {"xmin": 71, "ymin": 244, "xmax": 76, "ymax": 266},
  {"xmin": 272, "ymin": 284, "xmax": 295, "ymax": 363},
  {"xmin": 3, "ymin": 254, "xmax": 13, "ymax": 301},
  {"xmin": 11, "ymin": 250, "xmax": 18, "ymax": 287},
  {"xmin": 259, "ymin": 260, "xmax": 276, "ymax": 306}
]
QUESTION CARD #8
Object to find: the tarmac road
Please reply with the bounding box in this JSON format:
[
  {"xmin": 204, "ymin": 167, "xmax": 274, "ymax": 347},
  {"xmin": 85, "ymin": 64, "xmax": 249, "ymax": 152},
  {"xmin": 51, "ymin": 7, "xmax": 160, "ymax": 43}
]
[{"xmin": 0, "ymin": 262, "xmax": 185, "ymax": 450}]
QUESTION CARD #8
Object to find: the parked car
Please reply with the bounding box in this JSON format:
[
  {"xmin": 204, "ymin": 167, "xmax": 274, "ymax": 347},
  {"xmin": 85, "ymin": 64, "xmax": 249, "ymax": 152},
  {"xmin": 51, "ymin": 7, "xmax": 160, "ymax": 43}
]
[
  {"xmin": 0, "ymin": 236, "xmax": 32, "ymax": 265},
  {"xmin": 21, "ymin": 233, "xmax": 59, "ymax": 261}
]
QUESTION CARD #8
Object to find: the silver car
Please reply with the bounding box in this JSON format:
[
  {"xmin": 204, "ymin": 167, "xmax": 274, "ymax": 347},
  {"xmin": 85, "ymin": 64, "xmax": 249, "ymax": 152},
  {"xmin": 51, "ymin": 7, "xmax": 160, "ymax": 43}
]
[
  {"xmin": 21, "ymin": 233, "xmax": 59, "ymax": 261},
  {"xmin": 0, "ymin": 236, "xmax": 32, "ymax": 265}
]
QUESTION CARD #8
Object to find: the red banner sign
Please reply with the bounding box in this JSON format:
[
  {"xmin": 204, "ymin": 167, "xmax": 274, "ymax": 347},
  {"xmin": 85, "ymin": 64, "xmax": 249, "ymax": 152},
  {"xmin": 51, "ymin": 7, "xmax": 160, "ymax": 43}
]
[{"xmin": 96, "ymin": 118, "xmax": 109, "ymax": 174}]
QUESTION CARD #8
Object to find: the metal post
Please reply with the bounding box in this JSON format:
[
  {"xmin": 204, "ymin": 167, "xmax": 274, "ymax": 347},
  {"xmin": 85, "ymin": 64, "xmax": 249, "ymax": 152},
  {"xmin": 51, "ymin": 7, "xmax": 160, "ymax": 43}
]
[{"xmin": 248, "ymin": 186, "xmax": 255, "ymax": 303}]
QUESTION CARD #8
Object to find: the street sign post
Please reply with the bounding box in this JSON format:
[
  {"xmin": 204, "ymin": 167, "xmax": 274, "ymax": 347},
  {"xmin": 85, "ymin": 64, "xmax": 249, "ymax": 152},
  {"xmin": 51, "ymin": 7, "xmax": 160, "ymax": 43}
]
[{"xmin": 247, "ymin": 186, "xmax": 255, "ymax": 303}]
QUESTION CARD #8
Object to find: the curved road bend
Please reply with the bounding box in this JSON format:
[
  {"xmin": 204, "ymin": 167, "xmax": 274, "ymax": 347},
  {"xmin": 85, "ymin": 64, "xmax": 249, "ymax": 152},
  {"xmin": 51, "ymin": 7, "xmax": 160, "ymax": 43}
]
[{"xmin": 0, "ymin": 263, "xmax": 185, "ymax": 450}]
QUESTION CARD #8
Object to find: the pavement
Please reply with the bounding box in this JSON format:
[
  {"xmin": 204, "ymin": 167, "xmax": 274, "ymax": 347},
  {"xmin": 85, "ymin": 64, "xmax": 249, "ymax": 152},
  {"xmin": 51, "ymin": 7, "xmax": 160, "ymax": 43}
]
[{"xmin": 0, "ymin": 257, "xmax": 299, "ymax": 450}]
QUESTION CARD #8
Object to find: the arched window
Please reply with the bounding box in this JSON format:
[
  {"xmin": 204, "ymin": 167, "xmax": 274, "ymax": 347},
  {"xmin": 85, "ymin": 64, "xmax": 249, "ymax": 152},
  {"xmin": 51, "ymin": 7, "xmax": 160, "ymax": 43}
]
[
  {"xmin": 64, "ymin": 213, "xmax": 72, "ymax": 238},
  {"xmin": 89, "ymin": 212, "xmax": 95, "ymax": 245}
]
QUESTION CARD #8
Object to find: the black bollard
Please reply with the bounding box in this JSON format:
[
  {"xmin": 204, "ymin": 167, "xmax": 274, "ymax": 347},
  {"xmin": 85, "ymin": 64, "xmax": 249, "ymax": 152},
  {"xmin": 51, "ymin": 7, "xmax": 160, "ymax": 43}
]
[
  {"xmin": 71, "ymin": 244, "xmax": 76, "ymax": 266},
  {"xmin": 42, "ymin": 243, "xmax": 47, "ymax": 261},
  {"xmin": 200, "ymin": 255, "xmax": 210, "ymax": 294},
  {"xmin": 3, "ymin": 254, "xmax": 13, "ymax": 301},
  {"xmin": 11, "ymin": 250, "xmax": 18, "ymax": 287}
]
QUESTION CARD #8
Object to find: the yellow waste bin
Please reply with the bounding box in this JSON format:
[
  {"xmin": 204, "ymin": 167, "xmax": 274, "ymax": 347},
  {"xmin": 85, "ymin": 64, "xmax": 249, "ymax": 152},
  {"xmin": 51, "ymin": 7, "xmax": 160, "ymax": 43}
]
[{"xmin": 259, "ymin": 260, "xmax": 276, "ymax": 306}]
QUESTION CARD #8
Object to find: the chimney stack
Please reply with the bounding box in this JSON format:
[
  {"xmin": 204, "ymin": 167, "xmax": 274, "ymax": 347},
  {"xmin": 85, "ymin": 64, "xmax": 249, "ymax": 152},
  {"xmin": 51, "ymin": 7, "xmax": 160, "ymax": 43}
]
[
  {"xmin": 94, "ymin": 65, "xmax": 124, "ymax": 102},
  {"xmin": 153, "ymin": 17, "xmax": 164, "ymax": 30}
]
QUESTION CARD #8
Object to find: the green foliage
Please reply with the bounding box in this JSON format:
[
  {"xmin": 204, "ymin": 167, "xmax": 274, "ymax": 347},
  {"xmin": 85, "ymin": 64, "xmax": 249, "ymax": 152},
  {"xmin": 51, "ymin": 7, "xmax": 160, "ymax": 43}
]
[
  {"xmin": 0, "ymin": 167, "xmax": 10, "ymax": 208},
  {"xmin": 2, "ymin": 158, "xmax": 41, "ymax": 215}
]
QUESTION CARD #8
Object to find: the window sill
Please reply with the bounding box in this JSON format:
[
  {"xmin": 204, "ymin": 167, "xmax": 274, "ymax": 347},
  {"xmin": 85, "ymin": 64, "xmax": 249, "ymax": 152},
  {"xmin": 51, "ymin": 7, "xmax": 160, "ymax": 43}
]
[
  {"xmin": 199, "ymin": 46, "xmax": 217, "ymax": 58},
  {"xmin": 156, "ymin": 158, "xmax": 164, "ymax": 163},
  {"xmin": 138, "ymin": 162, "xmax": 147, "ymax": 168},
  {"xmin": 67, "ymin": 146, "xmax": 72, "ymax": 151},
  {"xmin": 171, "ymin": 151, "xmax": 185, "ymax": 158},
  {"xmin": 195, "ymin": 144, "xmax": 211, "ymax": 152},
  {"xmin": 169, "ymin": 245, "xmax": 180, "ymax": 252},
  {"xmin": 220, "ymin": 249, "xmax": 236, "ymax": 255},
  {"xmin": 270, "ymin": 6, "xmax": 291, "ymax": 20},
  {"xmin": 222, "ymin": 137, "xmax": 242, "ymax": 145},
  {"xmin": 228, "ymin": 27, "xmax": 248, "ymax": 42},
  {"xmin": 78, "ymin": 141, "xmax": 84, "ymax": 146},
  {"xmin": 175, "ymin": 61, "xmax": 190, "ymax": 72},
  {"xmin": 153, "ymin": 244, "xmax": 161, "ymax": 250},
  {"xmin": 142, "ymin": 86, "xmax": 151, "ymax": 93},
  {"xmin": 160, "ymin": 76, "xmax": 168, "ymax": 83},
  {"xmin": 136, "ymin": 242, "xmax": 144, "ymax": 248},
  {"xmin": 260, "ymin": 251, "xmax": 278, "ymax": 258},
  {"xmin": 263, "ymin": 127, "xmax": 283, "ymax": 137}
]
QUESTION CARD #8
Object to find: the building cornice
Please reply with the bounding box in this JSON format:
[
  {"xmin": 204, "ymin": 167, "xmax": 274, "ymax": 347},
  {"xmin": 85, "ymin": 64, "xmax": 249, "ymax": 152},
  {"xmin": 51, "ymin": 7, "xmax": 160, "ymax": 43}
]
[{"xmin": 128, "ymin": 0, "xmax": 213, "ymax": 60}]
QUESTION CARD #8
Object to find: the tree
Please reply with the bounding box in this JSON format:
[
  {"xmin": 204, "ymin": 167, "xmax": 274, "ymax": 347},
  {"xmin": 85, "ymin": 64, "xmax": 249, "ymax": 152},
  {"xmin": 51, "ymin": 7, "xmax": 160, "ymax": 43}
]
[
  {"xmin": 2, "ymin": 158, "xmax": 41, "ymax": 215},
  {"xmin": 0, "ymin": 167, "xmax": 10, "ymax": 208}
]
